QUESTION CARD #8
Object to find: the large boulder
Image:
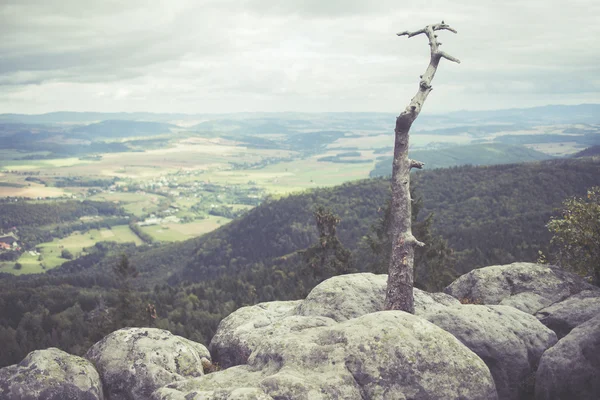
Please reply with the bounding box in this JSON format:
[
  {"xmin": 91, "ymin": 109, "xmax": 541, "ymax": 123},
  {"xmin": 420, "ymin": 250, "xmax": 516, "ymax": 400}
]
[
  {"xmin": 535, "ymin": 289, "xmax": 600, "ymax": 339},
  {"xmin": 86, "ymin": 327, "xmax": 210, "ymax": 400},
  {"xmin": 535, "ymin": 313, "xmax": 600, "ymax": 400},
  {"xmin": 0, "ymin": 347, "xmax": 103, "ymax": 400},
  {"xmin": 445, "ymin": 262, "xmax": 599, "ymax": 314},
  {"xmin": 211, "ymin": 274, "xmax": 461, "ymax": 369},
  {"xmin": 209, "ymin": 300, "xmax": 309, "ymax": 369},
  {"xmin": 296, "ymin": 273, "xmax": 460, "ymax": 321},
  {"xmin": 422, "ymin": 305, "xmax": 557, "ymax": 400},
  {"xmin": 295, "ymin": 273, "xmax": 387, "ymax": 321},
  {"xmin": 155, "ymin": 311, "xmax": 498, "ymax": 400}
]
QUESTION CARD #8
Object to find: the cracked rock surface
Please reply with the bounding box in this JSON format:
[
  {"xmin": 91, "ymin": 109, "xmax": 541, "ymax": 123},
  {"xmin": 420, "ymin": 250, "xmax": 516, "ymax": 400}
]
[
  {"xmin": 155, "ymin": 311, "xmax": 497, "ymax": 400},
  {"xmin": 444, "ymin": 262, "xmax": 599, "ymax": 314},
  {"xmin": 86, "ymin": 327, "xmax": 210, "ymax": 400},
  {"xmin": 0, "ymin": 347, "xmax": 102, "ymax": 400}
]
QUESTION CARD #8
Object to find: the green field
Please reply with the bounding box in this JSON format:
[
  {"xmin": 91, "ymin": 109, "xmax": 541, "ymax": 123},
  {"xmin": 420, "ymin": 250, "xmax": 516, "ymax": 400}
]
[
  {"xmin": 0, "ymin": 225, "xmax": 143, "ymax": 275},
  {"xmin": 88, "ymin": 192, "xmax": 167, "ymax": 217},
  {"xmin": 139, "ymin": 216, "xmax": 231, "ymax": 242},
  {"xmin": 202, "ymin": 156, "xmax": 376, "ymax": 194}
]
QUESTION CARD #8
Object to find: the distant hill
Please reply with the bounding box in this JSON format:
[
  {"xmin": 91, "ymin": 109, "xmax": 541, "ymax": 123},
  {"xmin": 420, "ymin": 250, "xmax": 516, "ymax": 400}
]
[
  {"xmin": 0, "ymin": 112, "xmax": 193, "ymax": 125},
  {"xmin": 572, "ymin": 145, "xmax": 600, "ymax": 158},
  {"xmin": 38, "ymin": 157, "xmax": 600, "ymax": 289},
  {"xmin": 71, "ymin": 120, "xmax": 176, "ymax": 139},
  {"xmin": 370, "ymin": 143, "xmax": 553, "ymax": 177},
  {"xmin": 2, "ymin": 103, "xmax": 599, "ymax": 129}
]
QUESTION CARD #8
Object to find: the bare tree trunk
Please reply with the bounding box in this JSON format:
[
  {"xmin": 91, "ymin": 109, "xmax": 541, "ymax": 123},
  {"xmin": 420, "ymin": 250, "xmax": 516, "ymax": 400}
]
[{"xmin": 384, "ymin": 22, "xmax": 460, "ymax": 313}]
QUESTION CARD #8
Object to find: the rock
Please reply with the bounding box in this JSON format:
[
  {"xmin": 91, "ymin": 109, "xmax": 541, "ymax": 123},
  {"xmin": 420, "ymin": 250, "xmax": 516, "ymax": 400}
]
[
  {"xmin": 296, "ymin": 273, "xmax": 460, "ymax": 321},
  {"xmin": 295, "ymin": 273, "xmax": 387, "ymax": 321},
  {"xmin": 210, "ymin": 274, "xmax": 461, "ymax": 370},
  {"xmin": 86, "ymin": 327, "xmax": 210, "ymax": 400},
  {"xmin": 154, "ymin": 366, "xmax": 271, "ymax": 399},
  {"xmin": 0, "ymin": 347, "xmax": 102, "ymax": 400},
  {"xmin": 445, "ymin": 262, "xmax": 599, "ymax": 314},
  {"xmin": 535, "ymin": 290, "xmax": 600, "ymax": 339},
  {"xmin": 535, "ymin": 313, "xmax": 600, "ymax": 400},
  {"xmin": 156, "ymin": 311, "xmax": 498, "ymax": 400},
  {"xmin": 209, "ymin": 300, "xmax": 309, "ymax": 369},
  {"xmin": 422, "ymin": 305, "xmax": 557, "ymax": 400},
  {"xmin": 413, "ymin": 287, "xmax": 462, "ymax": 315}
]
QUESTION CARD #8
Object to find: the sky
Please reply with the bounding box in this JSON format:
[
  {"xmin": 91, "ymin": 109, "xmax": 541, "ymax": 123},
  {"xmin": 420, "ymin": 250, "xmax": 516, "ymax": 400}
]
[{"xmin": 1, "ymin": 0, "xmax": 599, "ymax": 115}]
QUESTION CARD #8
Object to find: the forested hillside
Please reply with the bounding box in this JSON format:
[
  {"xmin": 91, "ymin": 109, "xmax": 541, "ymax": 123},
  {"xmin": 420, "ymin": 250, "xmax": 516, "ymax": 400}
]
[
  {"xmin": 1, "ymin": 157, "xmax": 600, "ymax": 368},
  {"xmin": 370, "ymin": 143, "xmax": 553, "ymax": 176},
  {"xmin": 0, "ymin": 200, "xmax": 125, "ymax": 230}
]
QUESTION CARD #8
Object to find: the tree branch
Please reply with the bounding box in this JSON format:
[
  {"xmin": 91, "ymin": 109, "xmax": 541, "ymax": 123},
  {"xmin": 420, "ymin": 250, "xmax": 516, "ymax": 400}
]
[
  {"xmin": 409, "ymin": 159, "xmax": 425, "ymax": 170},
  {"xmin": 397, "ymin": 21, "xmax": 460, "ymax": 120}
]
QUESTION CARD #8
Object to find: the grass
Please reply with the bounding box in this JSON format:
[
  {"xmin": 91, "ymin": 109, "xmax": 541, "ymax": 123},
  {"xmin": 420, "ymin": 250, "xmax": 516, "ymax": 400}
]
[
  {"xmin": 139, "ymin": 216, "xmax": 231, "ymax": 242},
  {"xmin": 0, "ymin": 225, "xmax": 143, "ymax": 275},
  {"xmin": 201, "ymin": 156, "xmax": 376, "ymax": 194},
  {"xmin": 88, "ymin": 192, "xmax": 167, "ymax": 217},
  {"xmin": 0, "ymin": 183, "xmax": 66, "ymax": 198},
  {"xmin": 0, "ymin": 157, "xmax": 89, "ymax": 170}
]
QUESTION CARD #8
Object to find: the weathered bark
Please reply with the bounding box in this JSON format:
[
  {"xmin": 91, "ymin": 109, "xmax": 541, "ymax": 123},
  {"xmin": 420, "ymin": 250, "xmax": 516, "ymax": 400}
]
[{"xmin": 384, "ymin": 22, "xmax": 460, "ymax": 313}]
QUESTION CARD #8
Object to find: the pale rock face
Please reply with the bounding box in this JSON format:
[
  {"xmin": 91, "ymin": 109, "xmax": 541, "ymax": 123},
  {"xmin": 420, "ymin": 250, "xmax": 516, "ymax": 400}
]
[
  {"xmin": 444, "ymin": 262, "xmax": 599, "ymax": 314},
  {"xmin": 85, "ymin": 327, "xmax": 210, "ymax": 400},
  {"xmin": 295, "ymin": 272, "xmax": 460, "ymax": 321},
  {"xmin": 422, "ymin": 304, "xmax": 557, "ymax": 400},
  {"xmin": 210, "ymin": 274, "xmax": 460, "ymax": 369},
  {"xmin": 209, "ymin": 300, "xmax": 307, "ymax": 369},
  {"xmin": 535, "ymin": 289, "xmax": 600, "ymax": 339},
  {"xmin": 154, "ymin": 311, "xmax": 498, "ymax": 400},
  {"xmin": 0, "ymin": 347, "xmax": 103, "ymax": 400},
  {"xmin": 535, "ymin": 313, "xmax": 600, "ymax": 400},
  {"xmin": 295, "ymin": 273, "xmax": 388, "ymax": 321}
]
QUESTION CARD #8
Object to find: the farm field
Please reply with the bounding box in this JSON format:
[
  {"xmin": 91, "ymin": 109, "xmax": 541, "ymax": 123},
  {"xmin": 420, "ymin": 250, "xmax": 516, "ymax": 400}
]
[
  {"xmin": 139, "ymin": 216, "xmax": 231, "ymax": 242},
  {"xmin": 1, "ymin": 112, "xmax": 597, "ymax": 276},
  {"xmin": 87, "ymin": 191, "xmax": 167, "ymax": 217},
  {"xmin": 201, "ymin": 156, "xmax": 377, "ymax": 194},
  {"xmin": 0, "ymin": 225, "xmax": 143, "ymax": 275}
]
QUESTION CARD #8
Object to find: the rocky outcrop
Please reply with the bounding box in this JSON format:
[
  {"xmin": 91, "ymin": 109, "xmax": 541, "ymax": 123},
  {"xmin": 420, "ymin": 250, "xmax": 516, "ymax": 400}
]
[
  {"xmin": 535, "ymin": 289, "xmax": 600, "ymax": 339},
  {"xmin": 296, "ymin": 273, "xmax": 460, "ymax": 321},
  {"xmin": 209, "ymin": 300, "xmax": 308, "ymax": 369},
  {"xmin": 535, "ymin": 313, "xmax": 600, "ymax": 400},
  {"xmin": 422, "ymin": 305, "xmax": 557, "ymax": 400},
  {"xmin": 0, "ymin": 347, "xmax": 102, "ymax": 400},
  {"xmin": 295, "ymin": 273, "xmax": 387, "ymax": 321},
  {"xmin": 154, "ymin": 311, "xmax": 498, "ymax": 400},
  {"xmin": 86, "ymin": 327, "xmax": 210, "ymax": 400},
  {"xmin": 4, "ymin": 268, "xmax": 597, "ymax": 399},
  {"xmin": 210, "ymin": 274, "xmax": 460, "ymax": 369},
  {"xmin": 445, "ymin": 262, "xmax": 599, "ymax": 314}
]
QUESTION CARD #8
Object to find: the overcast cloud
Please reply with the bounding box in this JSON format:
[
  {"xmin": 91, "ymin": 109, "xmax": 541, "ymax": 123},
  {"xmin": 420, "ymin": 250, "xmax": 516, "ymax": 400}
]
[{"xmin": 1, "ymin": 0, "xmax": 599, "ymax": 114}]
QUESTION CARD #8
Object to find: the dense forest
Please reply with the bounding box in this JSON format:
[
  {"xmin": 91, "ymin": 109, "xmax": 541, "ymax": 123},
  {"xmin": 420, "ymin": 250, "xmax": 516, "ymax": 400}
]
[
  {"xmin": 0, "ymin": 157, "xmax": 599, "ymax": 368},
  {"xmin": 369, "ymin": 143, "xmax": 553, "ymax": 176},
  {"xmin": 0, "ymin": 200, "xmax": 125, "ymax": 230}
]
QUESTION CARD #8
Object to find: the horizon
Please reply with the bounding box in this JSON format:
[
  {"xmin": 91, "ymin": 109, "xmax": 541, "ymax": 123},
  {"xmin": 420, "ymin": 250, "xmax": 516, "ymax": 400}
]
[
  {"xmin": 2, "ymin": 102, "xmax": 599, "ymax": 119},
  {"xmin": 2, "ymin": 1, "xmax": 599, "ymax": 115}
]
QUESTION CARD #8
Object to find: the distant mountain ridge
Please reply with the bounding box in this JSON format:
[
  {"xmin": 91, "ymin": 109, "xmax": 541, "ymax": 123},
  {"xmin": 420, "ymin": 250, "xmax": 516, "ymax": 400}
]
[
  {"xmin": 370, "ymin": 143, "xmax": 554, "ymax": 177},
  {"xmin": 2, "ymin": 104, "xmax": 599, "ymax": 127},
  {"xmin": 71, "ymin": 120, "xmax": 177, "ymax": 139}
]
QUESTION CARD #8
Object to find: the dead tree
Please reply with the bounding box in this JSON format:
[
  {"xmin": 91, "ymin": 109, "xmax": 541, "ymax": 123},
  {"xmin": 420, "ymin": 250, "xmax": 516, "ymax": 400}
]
[{"xmin": 384, "ymin": 22, "xmax": 460, "ymax": 313}]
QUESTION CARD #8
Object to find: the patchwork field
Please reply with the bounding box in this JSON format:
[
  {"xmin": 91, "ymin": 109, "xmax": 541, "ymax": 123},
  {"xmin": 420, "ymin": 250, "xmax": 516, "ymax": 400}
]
[
  {"xmin": 201, "ymin": 156, "xmax": 376, "ymax": 194},
  {"xmin": 1, "ymin": 112, "xmax": 597, "ymax": 276},
  {"xmin": 0, "ymin": 225, "xmax": 143, "ymax": 275},
  {"xmin": 139, "ymin": 216, "xmax": 231, "ymax": 242}
]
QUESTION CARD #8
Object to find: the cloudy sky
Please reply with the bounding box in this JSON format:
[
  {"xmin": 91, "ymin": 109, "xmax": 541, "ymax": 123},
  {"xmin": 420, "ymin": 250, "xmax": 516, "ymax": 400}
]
[{"xmin": 1, "ymin": 0, "xmax": 599, "ymax": 114}]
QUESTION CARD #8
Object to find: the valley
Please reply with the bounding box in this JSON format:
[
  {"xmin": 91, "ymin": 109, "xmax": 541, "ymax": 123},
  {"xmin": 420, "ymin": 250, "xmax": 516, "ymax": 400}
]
[{"xmin": 1, "ymin": 105, "xmax": 599, "ymax": 276}]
